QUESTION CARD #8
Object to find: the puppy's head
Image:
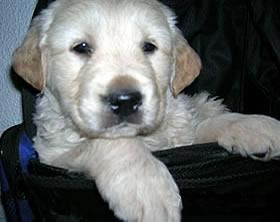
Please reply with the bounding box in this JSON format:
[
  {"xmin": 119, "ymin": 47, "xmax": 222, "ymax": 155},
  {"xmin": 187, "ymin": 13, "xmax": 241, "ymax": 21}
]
[{"xmin": 13, "ymin": 0, "xmax": 201, "ymax": 138}]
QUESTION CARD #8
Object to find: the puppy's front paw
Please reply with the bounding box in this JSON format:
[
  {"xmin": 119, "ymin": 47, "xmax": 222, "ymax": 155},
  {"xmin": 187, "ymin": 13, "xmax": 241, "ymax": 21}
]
[
  {"xmin": 96, "ymin": 157, "xmax": 181, "ymax": 222},
  {"xmin": 218, "ymin": 115, "xmax": 280, "ymax": 160}
]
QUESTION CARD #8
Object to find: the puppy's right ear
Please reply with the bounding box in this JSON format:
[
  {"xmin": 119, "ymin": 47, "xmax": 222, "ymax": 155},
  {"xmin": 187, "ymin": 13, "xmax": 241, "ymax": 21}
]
[
  {"xmin": 12, "ymin": 23, "xmax": 45, "ymax": 91},
  {"xmin": 170, "ymin": 29, "xmax": 202, "ymax": 96}
]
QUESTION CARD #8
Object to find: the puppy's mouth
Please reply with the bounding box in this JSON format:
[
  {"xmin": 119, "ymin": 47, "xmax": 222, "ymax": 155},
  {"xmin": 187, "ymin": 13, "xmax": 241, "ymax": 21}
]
[
  {"xmin": 102, "ymin": 110, "xmax": 143, "ymax": 128},
  {"xmin": 100, "ymin": 122, "xmax": 144, "ymax": 138}
]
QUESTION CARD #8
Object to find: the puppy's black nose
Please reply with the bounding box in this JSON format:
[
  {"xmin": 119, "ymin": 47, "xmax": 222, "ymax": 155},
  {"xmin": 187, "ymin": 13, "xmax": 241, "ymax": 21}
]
[{"xmin": 107, "ymin": 91, "xmax": 142, "ymax": 117}]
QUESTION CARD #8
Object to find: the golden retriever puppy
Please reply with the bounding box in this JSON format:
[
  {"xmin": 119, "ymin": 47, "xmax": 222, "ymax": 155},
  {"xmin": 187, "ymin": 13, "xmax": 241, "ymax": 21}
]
[{"xmin": 12, "ymin": 0, "xmax": 280, "ymax": 221}]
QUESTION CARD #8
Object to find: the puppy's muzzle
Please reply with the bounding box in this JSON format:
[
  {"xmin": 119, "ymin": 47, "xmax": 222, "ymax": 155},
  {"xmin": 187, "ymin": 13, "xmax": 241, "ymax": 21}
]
[
  {"xmin": 108, "ymin": 90, "xmax": 142, "ymax": 117},
  {"xmin": 102, "ymin": 89, "xmax": 143, "ymax": 127}
]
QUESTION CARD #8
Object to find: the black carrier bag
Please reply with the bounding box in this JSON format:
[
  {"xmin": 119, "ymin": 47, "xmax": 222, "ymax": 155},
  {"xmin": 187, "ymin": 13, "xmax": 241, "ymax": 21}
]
[{"xmin": 1, "ymin": 0, "xmax": 280, "ymax": 221}]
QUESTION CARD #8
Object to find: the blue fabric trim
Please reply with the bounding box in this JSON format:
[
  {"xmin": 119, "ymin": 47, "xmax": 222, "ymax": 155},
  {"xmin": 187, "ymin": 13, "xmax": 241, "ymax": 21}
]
[
  {"xmin": 18, "ymin": 132, "xmax": 36, "ymax": 222},
  {"xmin": 0, "ymin": 131, "xmax": 35, "ymax": 222},
  {"xmin": 18, "ymin": 200, "xmax": 33, "ymax": 222},
  {"xmin": 0, "ymin": 160, "xmax": 9, "ymax": 193},
  {"xmin": 19, "ymin": 133, "xmax": 37, "ymax": 173}
]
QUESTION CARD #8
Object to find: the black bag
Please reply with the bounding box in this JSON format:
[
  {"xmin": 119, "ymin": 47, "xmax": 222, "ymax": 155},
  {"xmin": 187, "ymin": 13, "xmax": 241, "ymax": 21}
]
[{"xmin": 1, "ymin": 0, "xmax": 280, "ymax": 221}]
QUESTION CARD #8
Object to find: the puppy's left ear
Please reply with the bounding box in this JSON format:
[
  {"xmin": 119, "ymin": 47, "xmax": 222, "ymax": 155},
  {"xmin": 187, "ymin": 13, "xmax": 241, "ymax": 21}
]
[
  {"xmin": 12, "ymin": 22, "xmax": 45, "ymax": 91},
  {"xmin": 170, "ymin": 29, "xmax": 202, "ymax": 96}
]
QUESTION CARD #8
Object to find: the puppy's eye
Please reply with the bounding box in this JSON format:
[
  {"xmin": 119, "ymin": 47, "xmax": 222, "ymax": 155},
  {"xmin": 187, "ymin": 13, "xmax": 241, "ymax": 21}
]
[
  {"xmin": 72, "ymin": 42, "xmax": 92, "ymax": 55},
  {"xmin": 143, "ymin": 42, "xmax": 157, "ymax": 54}
]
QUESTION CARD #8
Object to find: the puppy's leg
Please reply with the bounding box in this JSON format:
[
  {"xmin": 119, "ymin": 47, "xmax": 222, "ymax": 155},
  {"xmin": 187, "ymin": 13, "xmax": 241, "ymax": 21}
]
[
  {"xmin": 195, "ymin": 113, "xmax": 280, "ymax": 160},
  {"xmin": 63, "ymin": 138, "xmax": 181, "ymax": 222}
]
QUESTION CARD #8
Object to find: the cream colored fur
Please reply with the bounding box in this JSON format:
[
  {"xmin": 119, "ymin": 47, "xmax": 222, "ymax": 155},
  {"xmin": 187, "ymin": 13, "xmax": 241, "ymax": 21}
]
[{"xmin": 12, "ymin": 0, "xmax": 280, "ymax": 221}]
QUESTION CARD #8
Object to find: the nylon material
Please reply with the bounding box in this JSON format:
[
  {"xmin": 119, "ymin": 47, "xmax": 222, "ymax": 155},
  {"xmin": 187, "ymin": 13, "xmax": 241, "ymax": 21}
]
[
  {"xmin": 19, "ymin": 133, "xmax": 37, "ymax": 173},
  {"xmin": 250, "ymin": 0, "xmax": 280, "ymax": 63},
  {"xmin": 18, "ymin": 200, "xmax": 33, "ymax": 222},
  {"xmin": 0, "ymin": 161, "xmax": 10, "ymax": 193},
  {"xmin": 173, "ymin": 1, "xmax": 248, "ymax": 113},
  {"xmin": 174, "ymin": 0, "xmax": 279, "ymax": 118},
  {"xmin": 247, "ymin": 1, "xmax": 280, "ymax": 101}
]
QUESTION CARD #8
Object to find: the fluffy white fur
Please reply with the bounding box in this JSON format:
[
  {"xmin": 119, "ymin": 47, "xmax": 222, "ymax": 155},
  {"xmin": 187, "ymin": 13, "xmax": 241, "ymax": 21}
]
[{"xmin": 12, "ymin": 0, "xmax": 280, "ymax": 221}]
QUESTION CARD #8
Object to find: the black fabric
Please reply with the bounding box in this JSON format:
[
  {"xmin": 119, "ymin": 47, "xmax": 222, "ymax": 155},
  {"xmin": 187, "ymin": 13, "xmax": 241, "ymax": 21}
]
[
  {"xmin": 1, "ymin": 126, "xmax": 280, "ymax": 221},
  {"xmin": 0, "ymin": 125, "xmax": 23, "ymax": 222},
  {"xmin": 25, "ymin": 144, "xmax": 280, "ymax": 222},
  {"xmin": 164, "ymin": 0, "xmax": 280, "ymax": 119},
  {"xmin": 5, "ymin": 0, "xmax": 280, "ymax": 221}
]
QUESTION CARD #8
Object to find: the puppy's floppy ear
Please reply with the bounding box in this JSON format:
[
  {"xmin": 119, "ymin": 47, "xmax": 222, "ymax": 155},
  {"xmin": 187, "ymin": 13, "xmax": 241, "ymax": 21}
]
[
  {"xmin": 170, "ymin": 29, "xmax": 202, "ymax": 96},
  {"xmin": 12, "ymin": 22, "xmax": 45, "ymax": 91}
]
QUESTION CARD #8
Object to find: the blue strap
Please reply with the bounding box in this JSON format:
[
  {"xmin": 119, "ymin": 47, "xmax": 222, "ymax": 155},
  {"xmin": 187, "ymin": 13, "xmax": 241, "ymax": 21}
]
[
  {"xmin": 17, "ymin": 133, "xmax": 36, "ymax": 222},
  {"xmin": 19, "ymin": 133, "xmax": 37, "ymax": 173}
]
